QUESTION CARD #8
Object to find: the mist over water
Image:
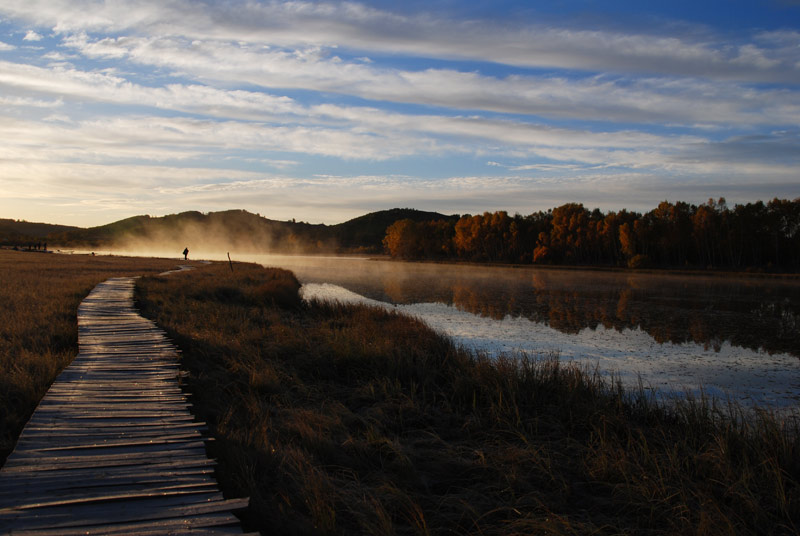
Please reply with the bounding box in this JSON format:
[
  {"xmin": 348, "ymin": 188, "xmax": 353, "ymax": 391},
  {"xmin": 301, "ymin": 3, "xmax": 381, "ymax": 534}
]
[
  {"xmin": 94, "ymin": 249, "xmax": 800, "ymax": 408},
  {"xmin": 255, "ymin": 254, "xmax": 800, "ymax": 408}
]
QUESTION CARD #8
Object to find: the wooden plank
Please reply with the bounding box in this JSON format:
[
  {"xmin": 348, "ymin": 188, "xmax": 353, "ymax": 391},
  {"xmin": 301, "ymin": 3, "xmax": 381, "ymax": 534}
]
[
  {"xmin": 0, "ymin": 483, "xmax": 223, "ymax": 510},
  {"xmin": 4, "ymin": 449, "xmax": 212, "ymax": 473},
  {"xmin": 0, "ymin": 487, "xmax": 226, "ymax": 513},
  {"xmin": 18, "ymin": 421, "xmax": 207, "ymax": 435},
  {"xmin": 0, "ymin": 474, "xmax": 217, "ymax": 498},
  {"xmin": 24, "ymin": 411, "xmax": 198, "ymax": 422},
  {"xmin": 15, "ymin": 431, "xmax": 205, "ymax": 449},
  {"xmin": 0, "ymin": 464, "xmax": 215, "ymax": 488},
  {"xmin": 6, "ymin": 512, "xmax": 250, "ymax": 535},
  {"xmin": 0, "ymin": 497, "xmax": 249, "ymax": 531},
  {"xmin": 10, "ymin": 438, "xmax": 210, "ymax": 457},
  {"xmin": 0, "ymin": 277, "xmax": 249, "ymax": 534}
]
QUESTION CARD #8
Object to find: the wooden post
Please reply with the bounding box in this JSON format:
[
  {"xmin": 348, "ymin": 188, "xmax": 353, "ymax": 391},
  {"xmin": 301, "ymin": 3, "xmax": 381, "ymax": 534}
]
[{"xmin": 227, "ymin": 252, "xmax": 234, "ymax": 273}]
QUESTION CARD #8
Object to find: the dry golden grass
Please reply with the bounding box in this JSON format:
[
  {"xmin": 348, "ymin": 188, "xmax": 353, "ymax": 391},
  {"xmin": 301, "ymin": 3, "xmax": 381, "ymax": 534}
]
[
  {"xmin": 0, "ymin": 249, "xmax": 186, "ymax": 465},
  {"xmin": 137, "ymin": 262, "xmax": 800, "ymax": 536}
]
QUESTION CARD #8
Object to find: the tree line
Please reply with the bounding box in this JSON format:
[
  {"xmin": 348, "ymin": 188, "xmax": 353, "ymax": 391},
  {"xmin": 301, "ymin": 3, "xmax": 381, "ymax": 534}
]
[{"xmin": 382, "ymin": 198, "xmax": 800, "ymax": 271}]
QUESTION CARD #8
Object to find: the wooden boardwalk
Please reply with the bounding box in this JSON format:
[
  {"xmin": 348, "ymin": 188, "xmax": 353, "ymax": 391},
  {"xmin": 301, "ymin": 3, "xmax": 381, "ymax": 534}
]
[{"xmin": 0, "ymin": 277, "xmax": 252, "ymax": 535}]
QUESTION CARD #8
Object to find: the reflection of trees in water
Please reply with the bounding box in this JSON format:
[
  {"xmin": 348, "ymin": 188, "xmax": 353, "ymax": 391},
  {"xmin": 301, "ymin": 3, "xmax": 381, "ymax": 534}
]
[{"xmin": 378, "ymin": 270, "xmax": 800, "ymax": 358}]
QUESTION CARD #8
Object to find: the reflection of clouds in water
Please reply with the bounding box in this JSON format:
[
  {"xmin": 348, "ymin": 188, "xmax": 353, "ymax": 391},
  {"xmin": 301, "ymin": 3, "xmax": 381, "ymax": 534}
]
[{"xmin": 301, "ymin": 283, "xmax": 800, "ymax": 409}]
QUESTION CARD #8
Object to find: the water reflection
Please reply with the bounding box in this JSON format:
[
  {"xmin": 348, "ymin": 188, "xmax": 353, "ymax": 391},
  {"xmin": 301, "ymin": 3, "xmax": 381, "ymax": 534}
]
[
  {"xmin": 279, "ymin": 258, "xmax": 800, "ymax": 360},
  {"xmin": 101, "ymin": 251, "xmax": 799, "ymax": 405},
  {"xmin": 300, "ymin": 282, "xmax": 800, "ymax": 408}
]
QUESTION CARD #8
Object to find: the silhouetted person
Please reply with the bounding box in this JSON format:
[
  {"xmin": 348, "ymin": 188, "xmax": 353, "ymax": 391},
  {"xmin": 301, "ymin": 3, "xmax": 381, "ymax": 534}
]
[{"xmin": 183, "ymin": 247, "xmax": 189, "ymax": 260}]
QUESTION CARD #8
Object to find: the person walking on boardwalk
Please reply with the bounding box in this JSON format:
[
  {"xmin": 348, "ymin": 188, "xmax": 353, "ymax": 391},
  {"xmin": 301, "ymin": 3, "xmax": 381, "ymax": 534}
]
[{"xmin": 183, "ymin": 247, "xmax": 189, "ymax": 260}]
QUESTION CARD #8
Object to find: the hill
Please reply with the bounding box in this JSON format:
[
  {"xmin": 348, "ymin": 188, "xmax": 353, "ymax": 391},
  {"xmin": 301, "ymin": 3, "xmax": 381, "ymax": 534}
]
[
  {"xmin": 0, "ymin": 219, "xmax": 80, "ymax": 247},
  {"xmin": 331, "ymin": 208, "xmax": 460, "ymax": 251},
  {"xmin": 41, "ymin": 208, "xmax": 457, "ymax": 254}
]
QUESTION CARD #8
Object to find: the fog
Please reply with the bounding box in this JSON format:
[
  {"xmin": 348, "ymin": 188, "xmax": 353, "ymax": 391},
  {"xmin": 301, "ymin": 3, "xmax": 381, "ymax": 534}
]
[
  {"xmin": 100, "ymin": 215, "xmax": 337, "ymax": 259},
  {"xmin": 74, "ymin": 248, "xmax": 800, "ymax": 406}
]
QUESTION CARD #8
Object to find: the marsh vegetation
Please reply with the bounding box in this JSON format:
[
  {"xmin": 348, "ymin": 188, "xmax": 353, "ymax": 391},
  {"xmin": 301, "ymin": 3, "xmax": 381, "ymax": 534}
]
[{"xmin": 136, "ymin": 262, "xmax": 800, "ymax": 535}]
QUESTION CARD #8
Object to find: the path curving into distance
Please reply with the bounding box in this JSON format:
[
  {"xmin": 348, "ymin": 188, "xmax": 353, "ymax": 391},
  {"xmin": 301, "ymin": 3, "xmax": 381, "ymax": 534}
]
[{"xmin": 0, "ymin": 277, "xmax": 253, "ymax": 535}]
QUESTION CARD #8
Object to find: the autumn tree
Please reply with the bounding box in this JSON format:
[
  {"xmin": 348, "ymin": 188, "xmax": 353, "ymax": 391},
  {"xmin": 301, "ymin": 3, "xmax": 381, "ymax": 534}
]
[
  {"xmin": 692, "ymin": 198, "xmax": 726, "ymax": 267},
  {"xmin": 382, "ymin": 198, "xmax": 799, "ymax": 272},
  {"xmin": 383, "ymin": 219, "xmax": 422, "ymax": 259},
  {"xmin": 649, "ymin": 201, "xmax": 693, "ymax": 266},
  {"xmin": 546, "ymin": 203, "xmax": 592, "ymax": 263},
  {"xmin": 384, "ymin": 219, "xmax": 454, "ymax": 260},
  {"xmin": 454, "ymin": 212, "xmax": 517, "ymax": 262},
  {"xmin": 608, "ymin": 210, "xmax": 640, "ymax": 266}
]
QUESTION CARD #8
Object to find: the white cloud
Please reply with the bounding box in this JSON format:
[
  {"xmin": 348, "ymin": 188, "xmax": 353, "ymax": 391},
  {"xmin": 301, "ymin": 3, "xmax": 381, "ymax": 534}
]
[
  {"xmin": 0, "ymin": 111, "xmax": 452, "ymax": 163},
  {"xmin": 0, "ymin": 60, "xmax": 302, "ymax": 120},
  {"xmin": 2, "ymin": 5, "xmax": 798, "ymax": 129},
  {"xmin": 3, "ymin": 106, "xmax": 798, "ymax": 182},
  {"xmin": 0, "ymin": 59, "xmax": 723, "ymax": 161},
  {"xmin": 0, "ymin": 94, "xmax": 62, "ymax": 108},
  {"xmin": 23, "ymin": 29, "xmax": 43, "ymax": 41},
  {"xmin": 4, "ymin": 0, "xmax": 799, "ymax": 83},
  {"xmin": 52, "ymin": 34, "xmax": 800, "ymax": 127},
  {"xmin": 41, "ymin": 50, "xmax": 73, "ymax": 61},
  {"xmin": 1, "ymin": 58, "xmax": 797, "ymax": 174},
  {"xmin": 0, "ymin": 41, "xmax": 15, "ymax": 51}
]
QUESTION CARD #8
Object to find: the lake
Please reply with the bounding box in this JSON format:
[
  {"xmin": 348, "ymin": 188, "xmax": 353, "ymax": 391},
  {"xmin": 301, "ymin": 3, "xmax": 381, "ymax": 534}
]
[{"xmin": 232, "ymin": 254, "xmax": 800, "ymax": 409}]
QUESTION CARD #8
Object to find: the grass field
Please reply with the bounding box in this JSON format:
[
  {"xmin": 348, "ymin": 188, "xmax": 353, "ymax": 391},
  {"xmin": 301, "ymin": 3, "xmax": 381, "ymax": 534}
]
[
  {"xmin": 135, "ymin": 262, "xmax": 800, "ymax": 535},
  {"xmin": 0, "ymin": 249, "xmax": 184, "ymax": 465}
]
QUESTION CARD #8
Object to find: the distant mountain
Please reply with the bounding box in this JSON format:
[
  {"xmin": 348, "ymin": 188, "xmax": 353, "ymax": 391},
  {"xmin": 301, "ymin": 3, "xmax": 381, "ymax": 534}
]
[
  {"xmin": 39, "ymin": 208, "xmax": 458, "ymax": 254},
  {"xmin": 0, "ymin": 218, "xmax": 80, "ymax": 246}
]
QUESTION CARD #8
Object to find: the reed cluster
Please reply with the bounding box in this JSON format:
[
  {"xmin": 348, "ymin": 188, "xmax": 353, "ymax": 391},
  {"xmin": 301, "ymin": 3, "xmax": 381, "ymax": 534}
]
[
  {"xmin": 136, "ymin": 262, "xmax": 800, "ymax": 535},
  {"xmin": 0, "ymin": 250, "xmax": 183, "ymax": 465}
]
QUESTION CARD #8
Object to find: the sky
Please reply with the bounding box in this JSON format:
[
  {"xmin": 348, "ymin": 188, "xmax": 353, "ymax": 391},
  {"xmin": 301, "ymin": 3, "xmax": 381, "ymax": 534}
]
[{"xmin": 0, "ymin": 0, "xmax": 799, "ymax": 227}]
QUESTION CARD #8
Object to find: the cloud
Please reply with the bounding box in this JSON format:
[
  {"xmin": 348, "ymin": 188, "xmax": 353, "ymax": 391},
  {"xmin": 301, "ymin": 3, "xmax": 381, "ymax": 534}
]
[
  {"xmin": 1, "ymin": 60, "xmax": 797, "ymax": 177},
  {"xmin": 0, "ymin": 59, "xmax": 726, "ymax": 164},
  {"xmin": 52, "ymin": 34, "xmax": 800, "ymax": 127},
  {"xmin": 0, "ymin": 94, "xmax": 62, "ymax": 108},
  {"xmin": 0, "ymin": 41, "xmax": 15, "ymax": 51},
  {"xmin": 0, "ymin": 111, "xmax": 455, "ymax": 164},
  {"xmin": 0, "ymin": 1, "xmax": 796, "ymax": 226},
  {"xmin": 23, "ymin": 29, "xmax": 43, "ymax": 41},
  {"xmin": 3, "ymin": 1, "xmax": 799, "ymax": 83},
  {"xmin": 2, "ymin": 6, "xmax": 798, "ymax": 129},
  {"xmin": 0, "ymin": 59, "xmax": 302, "ymax": 120},
  {"xmin": 0, "ymin": 160, "xmax": 267, "ymax": 196},
  {"xmin": 1, "ymin": 157, "xmax": 796, "ymax": 229}
]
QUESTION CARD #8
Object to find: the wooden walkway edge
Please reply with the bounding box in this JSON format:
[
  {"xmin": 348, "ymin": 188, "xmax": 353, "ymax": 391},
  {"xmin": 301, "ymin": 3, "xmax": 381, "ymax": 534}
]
[{"xmin": 0, "ymin": 277, "xmax": 253, "ymax": 535}]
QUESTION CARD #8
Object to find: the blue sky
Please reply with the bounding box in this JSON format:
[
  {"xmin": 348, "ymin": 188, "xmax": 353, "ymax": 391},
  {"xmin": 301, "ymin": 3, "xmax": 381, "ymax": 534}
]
[{"xmin": 0, "ymin": 0, "xmax": 798, "ymax": 227}]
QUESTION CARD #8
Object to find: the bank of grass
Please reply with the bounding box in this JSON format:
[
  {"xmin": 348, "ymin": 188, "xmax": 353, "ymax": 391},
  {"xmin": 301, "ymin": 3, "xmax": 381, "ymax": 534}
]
[
  {"xmin": 0, "ymin": 249, "xmax": 185, "ymax": 465},
  {"xmin": 135, "ymin": 262, "xmax": 800, "ymax": 535}
]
